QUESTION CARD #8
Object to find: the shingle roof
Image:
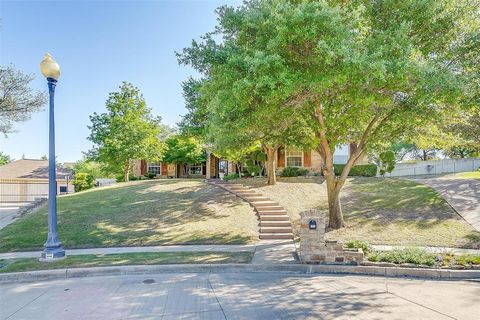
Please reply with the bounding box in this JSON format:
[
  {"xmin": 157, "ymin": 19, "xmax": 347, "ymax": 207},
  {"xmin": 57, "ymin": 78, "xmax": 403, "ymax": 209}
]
[{"xmin": 0, "ymin": 159, "xmax": 73, "ymax": 179}]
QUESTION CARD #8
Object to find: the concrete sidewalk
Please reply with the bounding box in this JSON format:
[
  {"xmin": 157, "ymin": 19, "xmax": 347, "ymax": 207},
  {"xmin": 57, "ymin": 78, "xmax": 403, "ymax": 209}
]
[
  {"xmin": 1, "ymin": 272, "xmax": 479, "ymax": 319},
  {"xmin": 0, "ymin": 241, "xmax": 300, "ymax": 264},
  {"xmin": 2, "ymin": 241, "xmax": 480, "ymax": 261}
]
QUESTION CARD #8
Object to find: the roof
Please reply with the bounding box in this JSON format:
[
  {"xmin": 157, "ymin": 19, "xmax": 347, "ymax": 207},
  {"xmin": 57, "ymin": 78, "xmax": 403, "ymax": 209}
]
[{"xmin": 0, "ymin": 159, "xmax": 74, "ymax": 179}]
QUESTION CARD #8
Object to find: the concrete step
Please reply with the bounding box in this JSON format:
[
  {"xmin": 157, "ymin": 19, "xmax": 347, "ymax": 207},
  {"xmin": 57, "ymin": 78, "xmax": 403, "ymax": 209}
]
[
  {"xmin": 260, "ymin": 221, "xmax": 291, "ymax": 227},
  {"xmin": 243, "ymin": 196, "xmax": 270, "ymax": 201},
  {"xmin": 234, "ymin": 192, "xmax": 258, "ymax": 196},
  {"xmin": 226, "ymin": 185, "xmax": 249, "ymax": 190},
  {"xmin": 260, "ymin": 227, "xmax": 293, "ymax": 234},
  {"xmin": 251, "ymin": 201, "xmax": 280, "ymax": 207},
  {"xmin": 255, "ymin": 206, "xmax": 285, "ymax": 211},
  {"xmin": 256, "ymin": 209, "xmax": 287, "ymax": 215},
  {"xmin": 258, "ymin": 215, "xmax": 290, "ymax": 221},
  {"xmin": 259, "ymin": 233, "xmax": 294, "ymax": 240},
  {"xmin": 258, "ymin": 212, "xmax": 288, "ymax": 217}
]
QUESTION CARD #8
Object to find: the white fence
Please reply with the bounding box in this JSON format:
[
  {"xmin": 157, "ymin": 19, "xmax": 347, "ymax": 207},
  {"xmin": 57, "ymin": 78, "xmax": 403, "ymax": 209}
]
[{"xmin": 387, "ymin": 158, "xmax": 480, "ymax": 177}]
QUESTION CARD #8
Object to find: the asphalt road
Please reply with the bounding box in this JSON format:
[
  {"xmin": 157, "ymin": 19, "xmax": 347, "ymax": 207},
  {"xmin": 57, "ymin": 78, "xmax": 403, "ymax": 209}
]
[{"xmin": 1, "ymin": 273, "xmax": 479, "ymax": 319}]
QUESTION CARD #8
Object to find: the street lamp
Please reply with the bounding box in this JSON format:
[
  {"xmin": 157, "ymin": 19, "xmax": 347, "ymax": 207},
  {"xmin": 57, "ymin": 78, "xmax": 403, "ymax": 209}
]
[{"xmin": 39, "ymin": 53, "xmax": 65, "ymax": 260}]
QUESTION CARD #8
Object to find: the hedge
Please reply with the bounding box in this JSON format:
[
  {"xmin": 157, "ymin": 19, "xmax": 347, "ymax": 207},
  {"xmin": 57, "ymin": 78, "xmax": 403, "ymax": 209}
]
[
  {"xmin": 281, "ymin": 167, "xmax": 309, "ymax": 177},
  {"xmin": 333, "ymin": 164, "xmax": 377, "ymax": 177}
]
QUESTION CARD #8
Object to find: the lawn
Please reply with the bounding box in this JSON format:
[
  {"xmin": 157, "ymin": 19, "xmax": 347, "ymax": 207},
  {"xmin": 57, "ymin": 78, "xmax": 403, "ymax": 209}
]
[
  {"xmin": 0, "ymin": 251, "xmax": 253, "ymax": 273},
  {"xmin": 444, "ymin": 171, "xmax": 480, "ymax": 179},
  {"xmin": 0, "ymin": 180, "xmax": 259, "ymax": 252},
  {"xmin": 238, "ymin": 177, "xmax": 480, "ymax": 249}
]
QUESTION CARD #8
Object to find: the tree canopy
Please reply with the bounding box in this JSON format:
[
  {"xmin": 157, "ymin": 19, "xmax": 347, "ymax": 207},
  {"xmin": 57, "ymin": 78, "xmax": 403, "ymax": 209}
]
[
  {"xmin": 87, "ymin": 82, "xmax": 165, "ymax": 182},
  {"xmin": 0, "ymin": 152, "xmax": 11, "ymax": 166},
  {"xmin": 178, "ymin": 0, "xmax": 479, "ymax": 229},
  {"xmin": 0, "ymin": 65, "xmax": 46, "ymax": 135}
]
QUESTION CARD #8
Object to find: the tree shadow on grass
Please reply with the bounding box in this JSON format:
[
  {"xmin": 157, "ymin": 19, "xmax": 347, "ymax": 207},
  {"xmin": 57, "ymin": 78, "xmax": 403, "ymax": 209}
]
[{"xmin": 0, "ymin": 180, "xmax": 257, "ymax": 252}]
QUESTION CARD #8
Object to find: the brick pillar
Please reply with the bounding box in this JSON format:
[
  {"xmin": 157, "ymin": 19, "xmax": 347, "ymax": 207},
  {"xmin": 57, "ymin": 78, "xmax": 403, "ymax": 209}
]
[
  {"xmin": 206, "ymin": 153, "xmax": 212, "ymax": 179},
  {"xmin": 298, "ymin": 209, "xmax": 364, "ymax": 264},
  {"xmin": 299, "ymin": 209, "xmax": 326, "ymax": 264}
]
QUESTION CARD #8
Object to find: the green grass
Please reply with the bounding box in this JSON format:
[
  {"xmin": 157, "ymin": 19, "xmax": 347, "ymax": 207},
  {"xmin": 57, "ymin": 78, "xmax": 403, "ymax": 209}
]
[
  {"xmin": 0, "ymin": 180, "xmax": 259, "ymax": 253},
  {"xmin": 455, "ymin": 171, "xmax": 480, "ymax": 179},
  {"xmin": 0, "ymin": 251, "xmax": 253, "ymax": 273}
]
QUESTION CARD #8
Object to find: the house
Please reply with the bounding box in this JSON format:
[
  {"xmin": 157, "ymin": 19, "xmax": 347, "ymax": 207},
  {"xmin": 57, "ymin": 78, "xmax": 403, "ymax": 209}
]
[
  {"xmin": 0, "ymin": 159, "xmax": 74, "ymax": 202},
  {"xmin": 132, "ymin": 143, "xmax": 365, "ymax": 179},
  {"xmin": 132, "ymin": 160, "xmax": 206, "ymax": 179}
]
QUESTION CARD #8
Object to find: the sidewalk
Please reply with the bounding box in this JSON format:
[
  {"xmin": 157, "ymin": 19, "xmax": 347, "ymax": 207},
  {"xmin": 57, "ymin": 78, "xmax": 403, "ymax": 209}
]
[{"xmin": 2, "ymin": 242, "xmax": 479, "ymax": 262}]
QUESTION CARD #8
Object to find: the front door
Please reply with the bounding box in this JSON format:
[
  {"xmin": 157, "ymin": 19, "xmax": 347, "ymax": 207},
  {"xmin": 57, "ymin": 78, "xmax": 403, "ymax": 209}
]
[{"xmin": 218, "ymin": 159, "xmax": 228, "ymax": 177}]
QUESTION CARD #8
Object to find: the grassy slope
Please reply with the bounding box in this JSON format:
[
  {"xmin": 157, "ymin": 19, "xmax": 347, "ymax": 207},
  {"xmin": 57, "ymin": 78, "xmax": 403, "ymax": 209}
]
[
  {"xmin": 0, "ymin": 180, "xmax": 259, "ymax": 252},
  {"xmin": 240, "ymin": 177, "xmax": 480, "ymax": 249},
  {"xmin": 0, "ymin": 251, "xmax": 253, "ymax": 273},
  {"xmin": 449, "ymin": 171, "xmax": 480, "ymax": 179}
]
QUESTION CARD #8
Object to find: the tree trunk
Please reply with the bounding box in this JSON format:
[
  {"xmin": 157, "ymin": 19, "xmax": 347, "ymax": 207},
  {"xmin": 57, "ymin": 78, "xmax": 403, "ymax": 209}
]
[
  {"xmin": 124, "ymin": 159, "xmax": 130, "ymax": 182},
  {"xmin": 266, "ymin": 147, "xmax": 277, "ymax": 185},
  {"xmin": 324, "ymin": 162, "xmax": 345, "ymax": 229},
  {"xmin": 236, "ymin": 163, "xmax": 242, "ymax": 177}
]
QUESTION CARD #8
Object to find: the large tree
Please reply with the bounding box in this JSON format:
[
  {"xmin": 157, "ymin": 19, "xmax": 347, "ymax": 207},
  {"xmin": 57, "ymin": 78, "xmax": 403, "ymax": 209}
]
[
  {"xmin": 87, "ymin": 82, "xmax": 164, "ymax": 182},
  {"xmin": 178, "ymin": 0, "xmax": 477, "ymax": 229},
  {"xmin": 162, "ymin": 135, "xmax": 206, "ymax": 176},
  {"xmin": 0, "ymin": 65, "xmax": 46, "ymax": 135}
]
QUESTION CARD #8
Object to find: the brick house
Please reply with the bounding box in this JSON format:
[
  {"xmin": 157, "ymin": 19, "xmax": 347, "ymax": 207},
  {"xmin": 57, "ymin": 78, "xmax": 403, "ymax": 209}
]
[{"xmin": 132, "ymin": 144, "xmax": 363, "ymax": 179}]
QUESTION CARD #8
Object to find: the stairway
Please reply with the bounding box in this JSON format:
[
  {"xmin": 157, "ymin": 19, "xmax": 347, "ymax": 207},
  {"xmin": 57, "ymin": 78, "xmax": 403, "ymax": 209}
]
[{"xmin": 207, "ymin": 179, "xmax": 294, "ymax": 240}]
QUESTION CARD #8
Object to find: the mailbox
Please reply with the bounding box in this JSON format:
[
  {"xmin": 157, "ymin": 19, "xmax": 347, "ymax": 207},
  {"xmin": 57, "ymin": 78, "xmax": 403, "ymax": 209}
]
[{"xmin": 309, "ymin": 219, "xmax": 317, "ymax": 230}]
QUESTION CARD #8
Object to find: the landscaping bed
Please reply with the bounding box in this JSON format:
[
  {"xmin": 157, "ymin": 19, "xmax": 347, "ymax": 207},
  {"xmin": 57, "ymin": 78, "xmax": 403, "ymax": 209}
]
[
  {"xmin": 0, "ymin": 251, "xmax": 254, "ymax": 273},
  {"xmin": 346, "ymin": 240, "xmax": 480, "ymax": 269}
]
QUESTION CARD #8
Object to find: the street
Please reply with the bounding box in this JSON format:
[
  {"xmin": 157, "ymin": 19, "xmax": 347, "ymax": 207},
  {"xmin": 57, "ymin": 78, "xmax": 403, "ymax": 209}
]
[{"xmin": 1, "ymin": 272, "xmax": 479, "ymax": 319}]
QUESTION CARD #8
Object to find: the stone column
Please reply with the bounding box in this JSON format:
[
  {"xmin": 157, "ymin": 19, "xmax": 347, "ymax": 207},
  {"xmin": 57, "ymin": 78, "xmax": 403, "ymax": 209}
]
[{"xmin": 298, "ymin": 209, "xmax": 326, "ymax": 264}]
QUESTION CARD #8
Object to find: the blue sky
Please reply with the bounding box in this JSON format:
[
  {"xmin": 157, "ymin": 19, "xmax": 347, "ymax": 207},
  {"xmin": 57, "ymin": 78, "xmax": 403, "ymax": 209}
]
[{"xmin": 0, "ymin": 0, "xmax": 240, "ymax": 162}]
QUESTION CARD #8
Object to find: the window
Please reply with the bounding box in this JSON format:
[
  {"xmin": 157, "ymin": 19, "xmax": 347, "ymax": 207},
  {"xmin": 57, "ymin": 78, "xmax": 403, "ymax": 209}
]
[
  {"xmin": 189, "ymin": 164, "xmax": 202, "ymax": 175},
  {"xmin": 147, "ymin": 162, "xmax": 161, "ymax": 175},
  {"xmin": 286, "ymin": 148, "xmax": 303, "ymax": 167}
]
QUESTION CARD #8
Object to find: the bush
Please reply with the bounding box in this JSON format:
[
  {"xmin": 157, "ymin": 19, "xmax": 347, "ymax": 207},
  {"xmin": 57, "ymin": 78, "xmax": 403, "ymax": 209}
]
[
  {"xmin": 224, "ymin": 173, "xmax": 239, "ymax": 181},
  {"xmin": 281, "ymin": 167, "xmax": 309, "ymax": 177},
  {"xmin": 333, "ymin": 164, "xmax": 377, "ymax": 177},
  {"xmin": 145, "ymin": 172, "xmax": 156, "ymax": 179},
  {"xmin": 367, "ymin": 248, "xmax": 436, "ymax": 266},
  {"xmin": 72, "ymin": 173, "xmax": 95, "ymax": 192},
  {"xmin": 345, "ymin": 240, "xmax": 372, "ymax": 254},
  {"xmin": 457, "ymin": 254, "xmax": 480, "ymax": 266}
]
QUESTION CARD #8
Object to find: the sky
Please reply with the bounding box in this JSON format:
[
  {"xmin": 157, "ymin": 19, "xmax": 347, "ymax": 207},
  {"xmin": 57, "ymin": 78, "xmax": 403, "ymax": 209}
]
[{"xmin": 0, "ymin": 0, "xmax": 241, "ymax": 163}]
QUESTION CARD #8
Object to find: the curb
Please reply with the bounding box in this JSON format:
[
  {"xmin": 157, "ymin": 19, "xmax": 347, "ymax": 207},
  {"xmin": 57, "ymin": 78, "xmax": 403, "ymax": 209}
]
[{"xmin": 1, "ymin": 263, "xmax": 480, "ymax": 284}]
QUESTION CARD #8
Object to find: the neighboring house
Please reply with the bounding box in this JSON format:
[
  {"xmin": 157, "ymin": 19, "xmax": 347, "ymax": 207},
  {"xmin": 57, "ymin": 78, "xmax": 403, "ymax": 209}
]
[
  {"xmin": 132, "ymin": 143, "xmax": 366, "ymax": 179},
  {"xmin": 0, "ymin": 159, "xmax": 74, "ymax": 202}
]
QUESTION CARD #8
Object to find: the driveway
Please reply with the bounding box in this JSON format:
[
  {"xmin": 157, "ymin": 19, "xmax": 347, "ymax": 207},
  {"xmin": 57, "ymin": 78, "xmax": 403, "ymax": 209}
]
[
  {"xmin": 418, "ymin": 178, "xmax": 480, "ymax": 231},
  {"xmin": 0, "ymin": 203, "xmax": 23, "ymax": 230},
  {"xmin": 1, "ymin": 273, "xmax": 479, "ymax": 319}
]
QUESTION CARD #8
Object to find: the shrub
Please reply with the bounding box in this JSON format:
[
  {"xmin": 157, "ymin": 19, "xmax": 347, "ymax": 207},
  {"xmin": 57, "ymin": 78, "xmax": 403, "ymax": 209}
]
[
  {"xmin": 345, "ymin": 240, "xmax": 372, "ymax": 254},
  {"xmin": 72, "ymin": 173, "xmax": 95, "ymax": 192},
  {"xmin": 457, "ymin": 254, "xmax": 480, "ymax": 266},
  {"xmin": 333, "ymin": 164, "xmax": 377, "ymax": 177},
  {"xmin": 281, "ymin": 167, "xmax": 309, "ymax": 177},
  {"xmin": 145, "ymin": 172, "xmax": 156, "ymax": 179},
  {"xmin": 367, "ymin": 248, "xmax": 436, "ymax": 266},
  {"xmin": 378, "ymin": 150, "xmax": 396, "ymax": 176},
  {"xmin": 224, "ymin": 173, "xmax": 239, "ymax": 181}
]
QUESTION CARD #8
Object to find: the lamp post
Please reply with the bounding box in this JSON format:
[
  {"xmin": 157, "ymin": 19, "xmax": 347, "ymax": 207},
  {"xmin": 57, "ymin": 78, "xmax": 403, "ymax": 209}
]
[{"xmin": 40, "ymin": 53, "xmax": 65, "ymax": 260}]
